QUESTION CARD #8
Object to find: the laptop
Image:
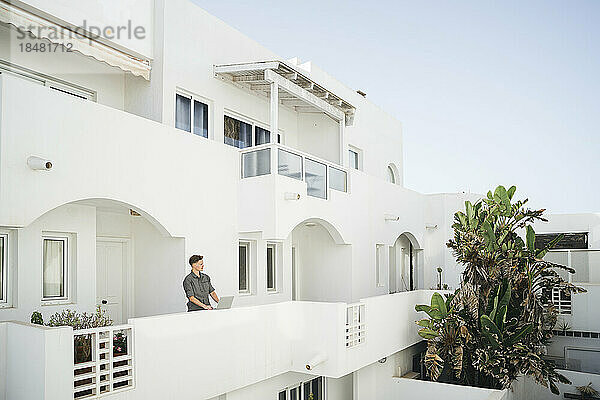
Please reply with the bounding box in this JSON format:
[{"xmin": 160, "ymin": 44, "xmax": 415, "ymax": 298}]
[{"xmin": 215, "ymin": 296, "xmax": 234, "ymax": 310}]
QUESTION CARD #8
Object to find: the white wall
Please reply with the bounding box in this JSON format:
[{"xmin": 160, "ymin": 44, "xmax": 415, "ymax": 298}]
[
  {"xmin": 0, "ymin": 204, "xmax": 96, "ymax": 323},
  {"xmin": 3, "ymin": 322, "xmax": 72, "ymax": 400},
  {"xmin": 132, "ymin": 217, "xmax": 186, "ymax": 316}
]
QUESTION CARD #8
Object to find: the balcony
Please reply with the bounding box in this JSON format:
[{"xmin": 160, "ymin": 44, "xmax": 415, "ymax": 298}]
[
  {"xmin": 1, "ymin": 291, "xmax": 436, "ymax": 400},
  {"xmin": 241, "ymin": 143, "xmax": 348, "ymax": 200}
]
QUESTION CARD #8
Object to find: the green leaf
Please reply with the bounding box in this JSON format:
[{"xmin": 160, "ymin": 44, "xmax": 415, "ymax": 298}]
[
  {"xmin": 526, "ymin": 226, "xmax": 535, "ymax": 252},
  {"xmin": 482, "ymin": 221, "xmax": 497, "ymax": 250},
  {"xmin": 416, "ymin": 319, "xmax": 432, "ymax": 328},
  {"xmin": 495, "ymin": 305, "xmax": 507, "ymax": 331},
  {"xmin": 507, "ymin": 186, "xmax": 517, "ymax": 200},
  {"xmin": 418, "ymin": 328, "xmax": 439, "ymax": 339},
  {"xmin": 415, "ymin": 304, "xmax": 431, "ymax": 313},
  {"xmin": 431, "ymin": 292, "xmax": 447, "ymax": 318},
  {"xmin": 507, "ymin": 324, "xmax": 533, "ymax": 345},
  {"xmin": 481, "ymin": 315, "xmax": 503, "ymax": 345}
]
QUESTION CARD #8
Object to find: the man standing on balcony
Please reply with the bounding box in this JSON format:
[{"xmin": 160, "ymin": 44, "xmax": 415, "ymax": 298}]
[{"xmin": 183, "ymin": 255, "xmax": 220, "ymax": 311}]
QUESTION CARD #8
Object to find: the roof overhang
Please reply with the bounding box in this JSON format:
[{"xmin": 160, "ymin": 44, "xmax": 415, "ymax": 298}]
[
  {"xmin": 214, "ymin": 60, "xmax": 355, "ymax": 126},
  {"xmin": 0, "ymin": 1, "xmax": 151, "ymax": 80}
]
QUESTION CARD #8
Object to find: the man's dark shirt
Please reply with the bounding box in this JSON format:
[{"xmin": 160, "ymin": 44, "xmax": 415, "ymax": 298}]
[{"xmin": 183, "ymin": 271, "xmax": 215, "ymax": 311}]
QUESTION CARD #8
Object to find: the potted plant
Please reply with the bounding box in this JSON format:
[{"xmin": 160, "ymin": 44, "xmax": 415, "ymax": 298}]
[
  {"xmin": 113, "ymin": 331, "xmax": 128, "ymax": 357},
  {"xmin": 575, "ymin": 383, "xmax": 599, "ymax": 400},
  {"xmin": 43, "ymin": 306, "xmax": 112, "ymax": 364}
]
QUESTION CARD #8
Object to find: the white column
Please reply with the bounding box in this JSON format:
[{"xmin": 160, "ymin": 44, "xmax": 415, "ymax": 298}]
[
  {"xmin": 270, "ymin": 82, "xmax": 279, "ymax": 142},
  {"xmin": 339, "ymin": 118, "xmax": 346, "ymax": 167}
]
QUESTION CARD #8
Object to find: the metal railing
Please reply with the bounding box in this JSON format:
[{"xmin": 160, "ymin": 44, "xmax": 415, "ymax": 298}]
[
  {"xmin": 73, "ymin": 325, "xmax": 135, "ymax": 399},
  {"xmin": 345, "ymin": 303, "xmax": 366, "ymax": 348},
  {"xmin": 240, "ymin": 143, "xmax": 348, "ymax": 199}
]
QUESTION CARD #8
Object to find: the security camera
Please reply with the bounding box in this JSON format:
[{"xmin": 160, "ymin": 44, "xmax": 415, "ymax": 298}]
[{"xmin": 27, "ymin": 156, "xmax": 53, "ymax": 171}]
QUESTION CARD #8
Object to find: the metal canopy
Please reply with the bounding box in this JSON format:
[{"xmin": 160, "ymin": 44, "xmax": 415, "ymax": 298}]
[{"xmin": 214, "ymin": 60, "xmax": 355, "ymax": 126}]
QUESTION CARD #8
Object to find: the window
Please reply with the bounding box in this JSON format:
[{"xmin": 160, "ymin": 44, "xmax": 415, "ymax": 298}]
[
  {"xmin": 175, "ymin": 92, "xmax": 209, "ymax": 138},
  {"xmin": 387, "ymin": 165, "xmax": 396, "ymax": 184},
  {"xmin": 267, "ymin": 243, "xmax": 277, "ymax": 291},
  {"xmin": 348, "ymin": 147, "xmax": 361, "ymax": 170},
  {"xmin": 239, "ymin": 242, "xmax": 250, "ymax": 293},
  {"xmin": 0, "ymin": 61, "xmax": 96, "ymax": 101},
  {"xmin": 42, "ymin": 236, "xmax": 68, "ymax": 300},
  {"xmin": 278, "ymin": 377, "xmax": 324, "ymax": 400},
  {"xmin": 224, "ymin": 115, "xmax": 252, "ymax": 148},
  {"xmin": 0, "ymin": 234, "xmax": 7, "ymax": 303},
  {"xmin": 255, "ymin": 126, "xmax": 271, "ymax": 145},
  {"xmin": 376, "ymin": 244, "xmax": 385, "ymax": 287}
]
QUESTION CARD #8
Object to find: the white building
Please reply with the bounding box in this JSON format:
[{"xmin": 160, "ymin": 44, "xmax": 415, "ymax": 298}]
[{"xmin": 0, "ymin": 1, "xmax": 596, "ymax": 400}]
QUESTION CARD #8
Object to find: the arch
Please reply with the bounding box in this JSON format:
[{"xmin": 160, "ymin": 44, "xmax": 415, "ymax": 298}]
[
  {"xmin": 288, "ymin": 218, "xmax": 352, "ymax": 302},
  {"xmin": 284, "ymin": 217, "xmax": 347, "ymax": 245},
  {"xmin": 386, "ymin": 163, "xmax": 400, "ymax": 185},
  {"xmin": 389, "ymin": 231, "xmax": 422, "ymax": 292},
  {"xmin": 396, "ymin": 231, "xmax": 420, "ymax": 249},
  {"xmin": 30, "ymin": 197, "xmax": 174, "ymax": 238}
]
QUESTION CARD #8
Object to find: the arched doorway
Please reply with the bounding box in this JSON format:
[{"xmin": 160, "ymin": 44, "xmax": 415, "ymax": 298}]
[
  {"xmin": 289, "ymin": 218, "xmax": 350, "ymax": 302},
  {"xmin": 18, "ymin": 198, "xmax": 184, "ymax": 325},
  {"xmin": 389, "ymin": 233, "xmax": 421, "ymax": 292}
]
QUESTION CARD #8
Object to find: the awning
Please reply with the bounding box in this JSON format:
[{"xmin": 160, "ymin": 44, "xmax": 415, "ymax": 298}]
[
  {"xmin": 215, "ymin": 60, "xmax": 355, "ymax": 126},
  {"xmin": 0, "ymin": 1, "xmax": 151, "ymax": 80}
]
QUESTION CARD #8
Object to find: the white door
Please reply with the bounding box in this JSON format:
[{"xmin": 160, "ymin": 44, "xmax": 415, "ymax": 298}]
[{"xmin": 96, "ymin": 240, "xmax": 126, "ymax": 324}]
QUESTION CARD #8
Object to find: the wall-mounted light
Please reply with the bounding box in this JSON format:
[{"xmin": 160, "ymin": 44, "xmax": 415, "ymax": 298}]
[
  {"xmin": 306, "ymin": 354, "xmax": 328, "ymax": 371},
  {"xmin": 384, "ymin": 214, "xmax": 399, "ymax": 221},
  {"xmin": 284, "ymin": 192, "xmax": 301, "ymax": 200},
  {"xmin": 425, "ymin": 224, "xmax": 438, "ymax": 229},
  {"xmin": 27, "ymin": 156, "xmax": 53, "ymax": 171}
]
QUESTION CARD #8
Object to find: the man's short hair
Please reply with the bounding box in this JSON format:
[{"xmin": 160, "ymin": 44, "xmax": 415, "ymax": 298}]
[{"xmin": 189, "ymin": 254, "xmax": 203, "ymax": 266}]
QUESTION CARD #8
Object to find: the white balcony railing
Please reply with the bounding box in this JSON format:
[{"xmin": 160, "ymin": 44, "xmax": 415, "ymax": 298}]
[
  {"xmin": 241, "ymin": 143, "xmax": 348, "ymax": 199},
  {"xmin": 73, "ymin": 325, "xmax": 135, "ymax": 399},
  {"xmin": 345, "ymin": 302, "xmax": 366, "ymax": 348}
]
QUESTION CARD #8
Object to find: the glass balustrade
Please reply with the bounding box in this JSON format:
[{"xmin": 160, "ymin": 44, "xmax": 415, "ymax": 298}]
[
  {"xmin": 241, "ymin": 145, "xmax": 349, "ymax": 199},
  {"xmin": 305, "ymin": 158, "xmax": 327, "ymax": 199},
  {"xmin": 278, "ymin": 149, "xmax": 303, "ymax": 180},
  {"xmin": 242, "ymin": 148, "xmax": 271, "ymax": 178}
]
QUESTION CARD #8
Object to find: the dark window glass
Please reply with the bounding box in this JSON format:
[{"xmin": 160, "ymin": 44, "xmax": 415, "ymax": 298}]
[
  {"xmin": 535, "ymin": 232, "xmax": 588, "ymax": 250},
  {"xmin": 267, "ymin": 245, "xmax": 275, "ymax": 290},
  {"xmin": 239, "ymin": 244, "xmax": 248, "ymax": 292},
  {"xmin": 255, "ymin": 126, "xmax": 271, "ymax": 145},
  {"xmin": 224, "ymin": 115, "xmax": 252, "ymax": 148},
  {"xmin": 0, "ymin": 236, "xmax": 4, "ymax": 301},
  {"xmin": 175, "ymin": 94, "xmax": 191, "ymax": 132},
  {"xmin": 193, "ymin": 100, "xmax": 208, "ymax": 138},
  {"xmin": 278, "ymin": 391, "xmax": 287, "ymax": 400}
]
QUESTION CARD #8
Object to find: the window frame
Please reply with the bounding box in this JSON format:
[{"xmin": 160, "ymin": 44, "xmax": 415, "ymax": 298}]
[
  {"xmin": 376, "ymin": 244, "xmax": 385, "ymax": 287},
  {"xmin": 238, "ymin": 241, "xmax": 251, "ymax": 294},
  {"xmin": 175, "ymin": 90, "xmax": 210, "ymax": 139},
  {"xmin": 348, "ymin": 146, "xmax": 362, "ymax": 171},
  {"xmin": 41, "ymin": 235, "xmax": 70, "ymax": 302},
  {"xmin": 266, "ymin": 242, "xmax": 277, "ymax": 292},
  {"xmin": 0, "ymin": 233, "xmax": 8, "ymax": 305}
]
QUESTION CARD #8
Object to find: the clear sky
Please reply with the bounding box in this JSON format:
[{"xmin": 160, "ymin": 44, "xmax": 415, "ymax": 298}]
[{"xmin": 192, "ymin": 0, "xmax": 599, "ymax": 214}]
